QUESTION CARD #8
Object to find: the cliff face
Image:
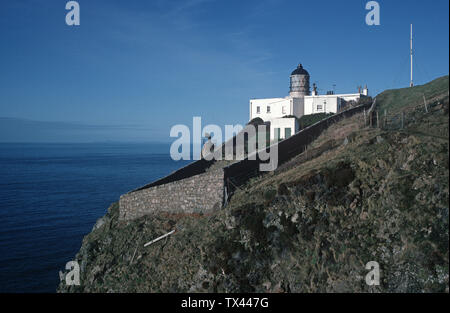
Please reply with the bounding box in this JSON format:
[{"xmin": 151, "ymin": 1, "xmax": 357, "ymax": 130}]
[{"xmin": 58, "ymin": 78, "xmax": 449, "ymax": 293}]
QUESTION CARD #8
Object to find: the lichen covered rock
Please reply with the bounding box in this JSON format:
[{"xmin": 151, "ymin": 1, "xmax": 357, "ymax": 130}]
[{"xmin": 58, "ymin": 96, "xmax": 449, "ymax": 293}]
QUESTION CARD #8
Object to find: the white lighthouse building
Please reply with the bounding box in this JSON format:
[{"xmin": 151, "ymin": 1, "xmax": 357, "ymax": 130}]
[{"xmin": 249, "ymin": 63, "xmax": 368, "ymax": 141}]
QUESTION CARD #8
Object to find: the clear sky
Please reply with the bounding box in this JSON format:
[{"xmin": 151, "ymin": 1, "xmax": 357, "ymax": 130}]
[{"xmin": 0, "ymin": 0, "xmax": 448, "ymax": 143}]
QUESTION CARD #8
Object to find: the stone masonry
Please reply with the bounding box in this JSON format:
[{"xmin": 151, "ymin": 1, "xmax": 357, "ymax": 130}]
[
  {"xmin": 119, "ymin": 169, "xmax": 224, "ymax": 221},
  {"xmin": 119, "ymin": 103, "xmax": 371, "ymax": 222}
]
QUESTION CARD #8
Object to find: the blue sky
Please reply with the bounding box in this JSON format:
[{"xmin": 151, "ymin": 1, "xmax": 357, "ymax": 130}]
[{"xmin": 0, "ymin": 0, "xmax": 448, "ymax": 143}]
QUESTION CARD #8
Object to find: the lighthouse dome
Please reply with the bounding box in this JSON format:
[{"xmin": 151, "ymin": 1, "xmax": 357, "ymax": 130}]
[{"xmin": 291, "ymin": 64, "xmax": 309, "ymax": 76}]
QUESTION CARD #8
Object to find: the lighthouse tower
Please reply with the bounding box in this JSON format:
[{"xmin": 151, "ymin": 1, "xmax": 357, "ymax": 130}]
[{"xmin": 289, "ymin": 64, "xmax": 310, "ymax": 98}]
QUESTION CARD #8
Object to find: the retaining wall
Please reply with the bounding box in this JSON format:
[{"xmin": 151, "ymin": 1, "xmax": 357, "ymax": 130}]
[
  {"xmin": 119, "ymin": 102, "xmax": 371, "ymax": 221},
  {"xmin": 119, "ymin": 169, "xmax": 224, "ymax": 221},
  {"xmin": 223, "ymin": 103, "xmax": 371, "ymax": 191}
]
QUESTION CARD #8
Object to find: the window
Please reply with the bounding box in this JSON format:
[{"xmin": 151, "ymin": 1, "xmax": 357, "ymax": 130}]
[
  {"xmin": 285, "ymin": 128, "xmax": 292, "ymax": 138},
  {"xmin": 267, "ymin": 106, "xmax": 271, "ymax": 113},
  {"xmin": 275, "ymin": 128, "xmax": 281, "ymax": 141},
  {"xmin": 282, "ymin": 106, "xmax": 286, "ymax": 114},
  {"xmin": 256, "ymin": 106, "xmax": 260, "ymax": 114},
  {"xmin": 318, "ymin": 100, "xmax": 327, "ymax": 112}
]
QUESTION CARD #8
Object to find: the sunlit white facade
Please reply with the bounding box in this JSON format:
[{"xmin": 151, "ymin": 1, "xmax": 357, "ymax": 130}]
[{"xmin": 248, "ymin": 64, "xmax": 368, "ymax": 141}]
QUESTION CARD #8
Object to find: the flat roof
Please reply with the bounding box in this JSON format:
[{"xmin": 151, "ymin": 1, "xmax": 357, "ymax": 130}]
[{"xmin": 305, "ymin": 93, "xmax": 362, "ymax": 98}]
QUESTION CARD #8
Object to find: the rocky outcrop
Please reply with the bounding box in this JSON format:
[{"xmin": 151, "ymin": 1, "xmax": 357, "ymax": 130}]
[{"xmin": 58, "ymin": 86, "xmax": 449, "ymax": 293}]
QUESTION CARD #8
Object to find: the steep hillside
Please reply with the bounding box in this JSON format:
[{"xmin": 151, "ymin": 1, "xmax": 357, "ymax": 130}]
[
  {"xmin": 377, "ymin": 75, "xmax": 449, "ymax": 113},
  {"xmin": 58, "ymin": 77, "xmax": 449, "ymax": 293}
]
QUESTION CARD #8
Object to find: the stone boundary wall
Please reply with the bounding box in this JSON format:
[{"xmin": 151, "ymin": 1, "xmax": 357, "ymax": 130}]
[
  {"xmin": 119, "ymin": 169, "xmax": 224, "ymax": 221},
  {"xmin": 223, "ymin": 102, "xmax": 372, "ymax": 191},
  {"xmin": 133, "ymin": 158, "xmax": 215, "ymax": 192},
  {"xmin": 119, "ymin": 102, "xmax": 372, "ymax": 221}
]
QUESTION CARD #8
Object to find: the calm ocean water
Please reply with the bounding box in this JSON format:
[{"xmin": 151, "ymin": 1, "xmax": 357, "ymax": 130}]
[{"xmin": 0, "ymin": 143, "xmax": 189, "ymax": 293}]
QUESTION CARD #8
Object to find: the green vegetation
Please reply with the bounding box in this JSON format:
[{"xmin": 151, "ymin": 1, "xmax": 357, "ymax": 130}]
[
  {"xmin": 299, "ymin": 113, "xmax": 334, "ymax": 129},
  {"xmin": 58, "ymin": 76, "xmax": 449, "ymax": 293},
  {"xmin": 376, "ymin": 75, "xmax": 449, "ymax": 113}
]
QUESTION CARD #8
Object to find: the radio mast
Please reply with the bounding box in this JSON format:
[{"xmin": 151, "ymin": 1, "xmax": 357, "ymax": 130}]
[{"xmin": 410, "ymin": 24, "xmax": 414, "ymax": 87}]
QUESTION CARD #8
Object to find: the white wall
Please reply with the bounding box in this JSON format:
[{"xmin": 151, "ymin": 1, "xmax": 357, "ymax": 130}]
[
  {"xmin": 249, "ymin": 98, "xmax": 293, "ymax": 122},
  {"xmin": 249, "ymin": 97, "xmax": 305, "ymax": 122},
  {"xmin": 249, "ymin": 92, "xmax": 364, "ymax": 125},
  {"xmin": 292, "ymin": 97, "xmax": 304, "ymax": 119},
  {"xmin": 304, "ymin": 95, "xmax": 340, "ymax": 115},
  {"xmin": 270, "ymin": 117, "xmax": 298, "ymax": 141}
]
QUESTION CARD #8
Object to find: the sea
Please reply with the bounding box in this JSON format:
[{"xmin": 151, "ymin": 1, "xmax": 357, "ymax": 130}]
[{"xmin": 0, "ymin": 143, "xmax": 189, "ymax": 293}]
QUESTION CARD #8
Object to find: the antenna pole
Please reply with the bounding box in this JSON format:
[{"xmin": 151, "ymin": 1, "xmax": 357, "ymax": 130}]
[{"xmin": 410, "ymin": 24, "xmax": 414, "ymax": 87}]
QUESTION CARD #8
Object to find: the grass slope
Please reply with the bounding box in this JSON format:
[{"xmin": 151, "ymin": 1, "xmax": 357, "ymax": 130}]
[
  {"xmin": 58, "ymin": 77, "xmax": 449, "ymax": 293},
  {"xmin": 376, "ymin": 75, "xmax": 449, "ymax": 113}
]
